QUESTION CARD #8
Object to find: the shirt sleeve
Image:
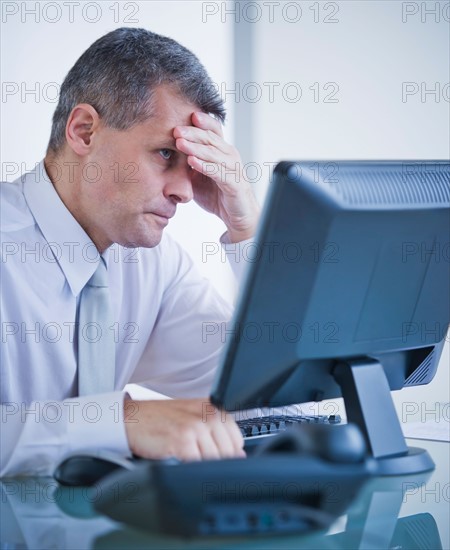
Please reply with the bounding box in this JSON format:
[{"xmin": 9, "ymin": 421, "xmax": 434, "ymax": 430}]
[{"xmin": 0, "ymin": 392, "xmax": 130, "ymax": 478}]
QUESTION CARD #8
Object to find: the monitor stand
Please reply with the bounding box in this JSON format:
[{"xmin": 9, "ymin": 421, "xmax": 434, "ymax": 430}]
[{"xmin": 333, "ymin": 358, "xmax": 435, "ymax": 475}]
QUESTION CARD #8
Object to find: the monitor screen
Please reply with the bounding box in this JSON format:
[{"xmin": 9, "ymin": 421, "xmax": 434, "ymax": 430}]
[{"xmin": 210, "ymin": 160, "xmax": 450, "ymax": 474}]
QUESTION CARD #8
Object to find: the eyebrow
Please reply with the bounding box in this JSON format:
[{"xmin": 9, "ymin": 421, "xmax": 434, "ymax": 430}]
[{"xmin": 153, "ymin": 138, "xmax": 177, "ymax": 150}]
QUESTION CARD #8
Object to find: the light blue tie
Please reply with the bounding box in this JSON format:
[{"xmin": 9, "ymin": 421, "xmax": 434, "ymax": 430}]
[{"xmin": 77, "ymin": 258, "xmax": 116, "ymax": 395}]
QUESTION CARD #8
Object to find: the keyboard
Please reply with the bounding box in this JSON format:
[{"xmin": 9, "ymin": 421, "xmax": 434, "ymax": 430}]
[{"xmin": 237, "ymin": 414, "xmax": 341, "ymax": 445}]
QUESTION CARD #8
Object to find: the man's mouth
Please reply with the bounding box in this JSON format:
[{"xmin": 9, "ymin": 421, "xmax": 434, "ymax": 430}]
[{"xmin": 151, "ymin": 210, "xmax": 176, "ymax": 224}]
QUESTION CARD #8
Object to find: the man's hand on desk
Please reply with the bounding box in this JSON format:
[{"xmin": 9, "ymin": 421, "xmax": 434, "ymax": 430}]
[{"xmin": 124, "ymin": 398, "xmax": 246, "ymax": 461}]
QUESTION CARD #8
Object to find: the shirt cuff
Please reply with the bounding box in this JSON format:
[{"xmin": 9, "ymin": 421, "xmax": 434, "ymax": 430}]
[
  {"xmin": 65, "ymin": 391, "xmax": 131, "ymax": 457},
  {"xmin": 220, "ymin": 232, "xmax": 257, "ymax": 280}
]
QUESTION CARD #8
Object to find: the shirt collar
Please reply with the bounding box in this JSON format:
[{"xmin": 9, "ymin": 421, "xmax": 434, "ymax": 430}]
[{"xmin": 22, "ymin": 161, "xmax": 102, "ymax": 297}]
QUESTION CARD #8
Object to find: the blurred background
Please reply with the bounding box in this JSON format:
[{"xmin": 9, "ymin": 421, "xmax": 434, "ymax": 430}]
[{"xmin": 1, "ymin": 0, "xmax": 449, "ymax": 411}]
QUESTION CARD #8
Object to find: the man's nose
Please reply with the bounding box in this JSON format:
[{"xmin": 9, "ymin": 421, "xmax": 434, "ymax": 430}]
[{"xmin": 164, "ymin": 164, "xmax": 194, "ymax": 204}]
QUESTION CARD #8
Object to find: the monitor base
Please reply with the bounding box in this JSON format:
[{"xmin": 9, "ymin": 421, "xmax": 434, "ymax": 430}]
[
  {"xmin": 374, "ymin": 446, "xmax": 435, "ymax": 476},
  {"xmin": 333, "ymin": 359, "xmax": 436, "ymax": 475}
]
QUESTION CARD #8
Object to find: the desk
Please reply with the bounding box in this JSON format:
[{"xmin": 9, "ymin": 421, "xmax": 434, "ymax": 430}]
[{"xmin": 1, "ymin": 439, "xmax": 448, "ymax": 550}]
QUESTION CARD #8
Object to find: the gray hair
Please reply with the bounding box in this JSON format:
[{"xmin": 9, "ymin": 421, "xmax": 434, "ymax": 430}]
[{"xmin": 48, "ymin": 27, "xmax": 225, "ymax": 153}]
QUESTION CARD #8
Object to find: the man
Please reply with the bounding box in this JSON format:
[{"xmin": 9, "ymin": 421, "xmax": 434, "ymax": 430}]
[{"xmin": 1, "ymin": 28, "xmax": 260, "ymax": 476}]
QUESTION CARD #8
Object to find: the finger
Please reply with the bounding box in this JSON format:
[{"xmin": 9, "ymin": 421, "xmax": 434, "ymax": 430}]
[
  {"xmin": 211, "ymin": 422, "xmax": 240, "ymax": 459},
  {"xmin": 172, "ymin": 430, "xmax": 202, "ymax": 461},
  {"xmin": 178, "ymin": 437, "xmax": 203, "ymax": 462},
  {"xmin": 220, "ymin": 413, "xmax": 246, "ymax": 456},
  {"xmin": 191, "ymin": 111, "xmax": 224, "ymax": 138},
  {"xmin": 197, "ymin": 431, "xmax": 222, "ymax": 460},
  {"xmin": 188, "ymin": 156, "xmax": 241, "ymax": 189},
  {"xmin": 176, "ymin": 138, "xmax": 227, "ymax": 166},
  {"xmin": 226, "ymin": 417, "xmax": 246, "ymax": 456},
  {"xmin": 187, "ymin": 156, "xmax": 223, "ymax": 183},
  {"xmin": 174, "ymin": 126, "xmax": 231, "ymax": 155}
]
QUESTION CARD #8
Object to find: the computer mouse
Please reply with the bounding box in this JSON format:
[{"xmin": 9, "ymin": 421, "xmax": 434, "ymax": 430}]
[
  {"xmin": 255, "ymin": 422, "xmax": 368, "ymax": 464},
  {"xmin": 54, "ymin": 450, "xmax": 138, "ymax": 487}
]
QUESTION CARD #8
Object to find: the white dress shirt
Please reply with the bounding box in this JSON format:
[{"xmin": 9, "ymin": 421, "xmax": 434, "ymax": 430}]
[{"xmin": 0, "ymin": 162, "xmax": 246, "ymax": 476}]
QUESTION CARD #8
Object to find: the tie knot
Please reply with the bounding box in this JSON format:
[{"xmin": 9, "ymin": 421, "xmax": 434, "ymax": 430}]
[{"xmin": 87, "ymin": 258, "xmax": 108, "ymax": 288}]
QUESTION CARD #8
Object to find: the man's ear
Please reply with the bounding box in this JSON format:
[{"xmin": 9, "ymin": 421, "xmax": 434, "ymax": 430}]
[{"xmin": 65, "ymin": 104, "xmax": 101, "ymax": 156}]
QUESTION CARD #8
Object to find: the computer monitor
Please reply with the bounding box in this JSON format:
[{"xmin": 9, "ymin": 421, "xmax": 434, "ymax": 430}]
[{"xmin": 210, "ymin": 160, "xmax": 450, "ymax": 475}]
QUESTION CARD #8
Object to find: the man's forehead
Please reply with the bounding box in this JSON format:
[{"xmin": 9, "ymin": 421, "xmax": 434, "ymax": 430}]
[{"xmin": 149, "ymin": 85, "xmax": 198, "ymax": 129}]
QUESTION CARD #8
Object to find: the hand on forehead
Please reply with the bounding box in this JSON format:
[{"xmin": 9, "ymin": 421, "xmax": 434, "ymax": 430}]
[{"xmin": 173, "ymin": 111, "xmax": 223, "ymax": 140}]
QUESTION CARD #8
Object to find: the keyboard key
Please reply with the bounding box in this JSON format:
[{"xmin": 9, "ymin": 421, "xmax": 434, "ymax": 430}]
[{"xmin": 237, "ymin": 413, "xmax": 341, "ymax": 439}]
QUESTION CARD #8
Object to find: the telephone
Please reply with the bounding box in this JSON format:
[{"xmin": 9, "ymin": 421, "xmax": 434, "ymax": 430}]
[{"xmin": 93, "ymin": 423, "xmax": 376, "ymax": 536}]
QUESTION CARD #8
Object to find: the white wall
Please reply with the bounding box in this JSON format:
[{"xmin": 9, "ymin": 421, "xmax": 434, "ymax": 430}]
[
  {"xmin": 1, "ymin": 0, "xmax": 236, "ymax": 298},
  {"xmin": 238, "ymin": 0, "xmax": 450, "ymax": 194}
]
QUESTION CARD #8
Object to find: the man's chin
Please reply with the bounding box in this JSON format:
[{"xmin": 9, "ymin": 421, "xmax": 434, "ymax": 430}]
[{"xmin": 119, "ymin": 231, "xmax": 164, "ymax": 250}]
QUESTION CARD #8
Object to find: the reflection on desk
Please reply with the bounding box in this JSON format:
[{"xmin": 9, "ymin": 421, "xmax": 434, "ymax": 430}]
[{"xmin": 1, "ymin": 439, "xmax": 448, "ymax": 550}]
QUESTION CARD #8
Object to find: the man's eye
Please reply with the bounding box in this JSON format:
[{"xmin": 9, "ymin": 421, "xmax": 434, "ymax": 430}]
[{"xmin": 159, "ymin": 149, "xmax": 173, "ymax": 161}]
